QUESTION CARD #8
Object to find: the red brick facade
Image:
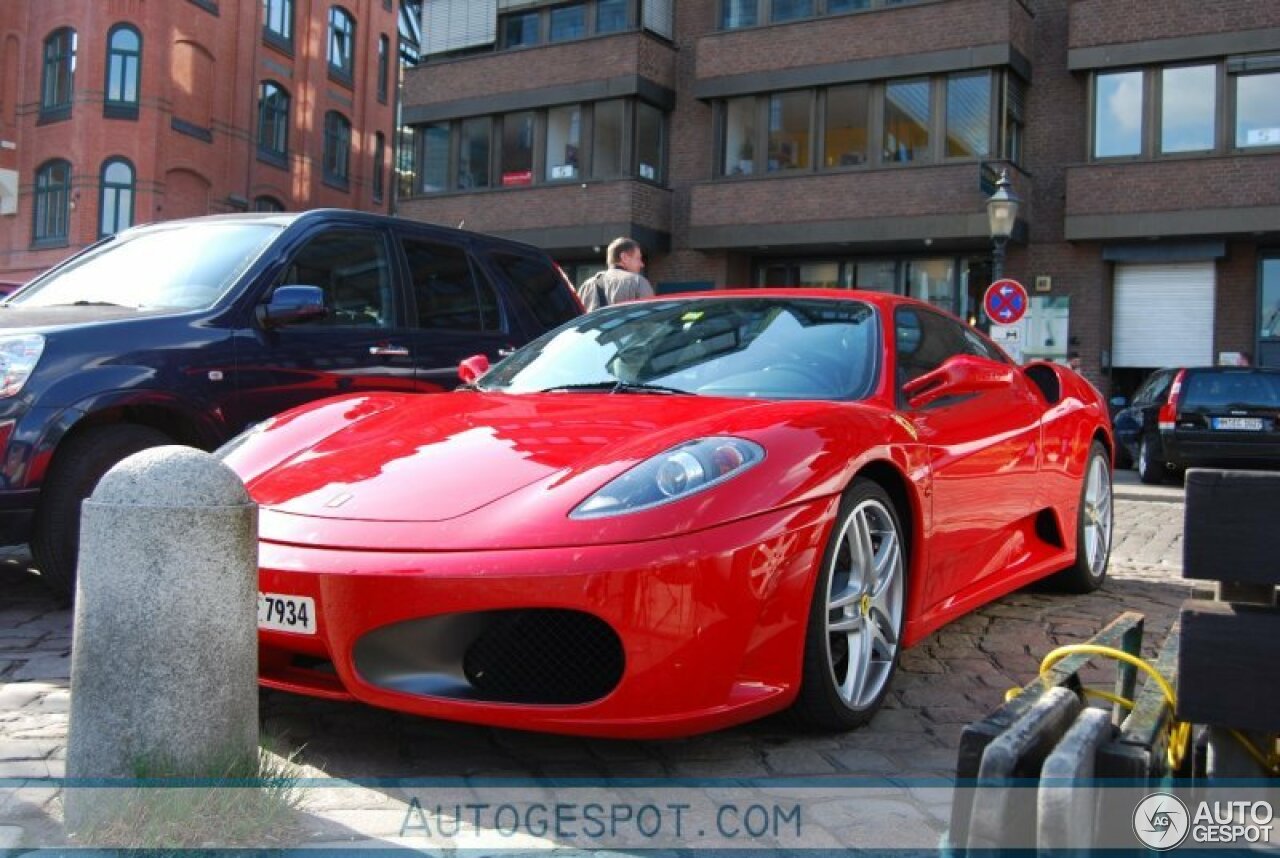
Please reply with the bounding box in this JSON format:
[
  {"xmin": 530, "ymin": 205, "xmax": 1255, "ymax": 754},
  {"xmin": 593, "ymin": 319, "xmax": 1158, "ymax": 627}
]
[{"xmin": 0, "ymin": 0, "xmax": 397, "ymax": 282}]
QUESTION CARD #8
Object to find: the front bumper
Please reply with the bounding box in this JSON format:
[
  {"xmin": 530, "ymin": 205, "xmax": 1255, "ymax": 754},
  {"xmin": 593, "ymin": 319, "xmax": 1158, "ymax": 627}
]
[{"xmin": 258, "ymin": 497, "xmax": 837, "ymax": 738}]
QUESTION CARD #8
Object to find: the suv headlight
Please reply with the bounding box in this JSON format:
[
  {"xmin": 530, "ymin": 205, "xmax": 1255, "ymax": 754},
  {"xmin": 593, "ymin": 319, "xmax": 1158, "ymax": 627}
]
[
  {"xmin": 571, "ymin": 436, "xmax": 764, "ymax": 519},
  {"xmin": 0, "ymin": 335, "xmax": 45, "ymax": 398}
]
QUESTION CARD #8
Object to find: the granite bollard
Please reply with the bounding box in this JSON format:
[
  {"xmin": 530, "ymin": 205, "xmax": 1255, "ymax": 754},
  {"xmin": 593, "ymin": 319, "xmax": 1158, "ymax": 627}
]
[{"xmin": 65, "ymin": 446, "xmax": 258, "ymax": 833}]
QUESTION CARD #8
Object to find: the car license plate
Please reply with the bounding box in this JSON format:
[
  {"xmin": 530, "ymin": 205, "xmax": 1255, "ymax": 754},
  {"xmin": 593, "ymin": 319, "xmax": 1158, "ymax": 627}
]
[
  {"xmin": 1212, "ymin": 417, "xmax": 1265, "ymax": 431},
  {"xmin": 258, "ymin": 592, "xmax": 316, "ymax": 635}
]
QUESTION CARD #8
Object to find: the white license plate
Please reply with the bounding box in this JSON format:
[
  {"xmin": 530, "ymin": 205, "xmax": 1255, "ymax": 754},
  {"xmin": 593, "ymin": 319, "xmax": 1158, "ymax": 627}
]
[
  {"xmin": 257, "ymin": 592, "xmax": 316, "ymax": 635},
  {"xmin": 1212, "ymin": 417, "xmax": 1264, "ymax": 431}
]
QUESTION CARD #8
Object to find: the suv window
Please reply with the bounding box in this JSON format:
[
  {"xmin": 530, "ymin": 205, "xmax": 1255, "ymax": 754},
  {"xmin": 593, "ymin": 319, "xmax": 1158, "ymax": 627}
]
[
  {"xmin": 279, "ymin": 229, "xmax": 393, "ymax": 327},
  {"xmin": 401, "ymin": 238, "xmax": 500, "ymax": 331},
  {"xmin": 488, "ymin": 251, "xmax": 580, "ymax": 329},
  {"xmin": 1182, "ymin": 371, "xmax": 1280, "ymax": 410},
  {"xmin": 1133, "ymin": 370, "xmax": 1173, "ymax": 405}
]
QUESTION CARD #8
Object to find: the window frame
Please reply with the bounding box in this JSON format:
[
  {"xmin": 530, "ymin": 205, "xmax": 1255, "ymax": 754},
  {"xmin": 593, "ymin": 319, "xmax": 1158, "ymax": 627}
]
[
  {"xmin": 377, "ymin": 34, "xmax": 390, "ymax": 103},
  {"xmin": 103, "ymin": 23, "xmax": 142, "ymax": 119},
  {"xmin": 1230, "ymin": 68, "xmax": 1280, "ymax": 153},
  {"xmin": 720, "ymin": 0, "xmax": 927, "ymax": 31},
  {"xmin": 257, "ymin": 80, "xmax": 291, "ymax": 167},
  {"xmin": 40, "ymin": 28, "xmax": 77, "ymax": 122},
  {"xmin": 327, "ymin": 5, "xmax": 356, "ymax": 86},
  {"xmin": 98, "ymin": 156, "xmax": 136, "ymax": 238},
  {"xmin": 33, "ymin": 159, "xmax": 73, "ymax": 248},
  {"xmin": 498, "ymin": 0, "xmax": 638, "ymax": 51},
  {"xmin": 1156, "ymin": 62, "xmax": 1221, "ymax": 156},
  {"xmin": 262, "ymin": 0, "xmax": 294, "ymax": 51},
  {"xmin": 373, "ymin": 131, "xmax": 386, "ymax": 202},
  {"xmin": 323, "ymin": 110, "xmax": 352, "ymax": 188}
]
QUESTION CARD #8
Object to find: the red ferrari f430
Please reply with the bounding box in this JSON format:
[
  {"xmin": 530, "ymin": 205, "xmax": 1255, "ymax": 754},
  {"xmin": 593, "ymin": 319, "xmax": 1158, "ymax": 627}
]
[{"xmin": 221, "ymin": 290, "xmax": 1114, "ymax": 738}]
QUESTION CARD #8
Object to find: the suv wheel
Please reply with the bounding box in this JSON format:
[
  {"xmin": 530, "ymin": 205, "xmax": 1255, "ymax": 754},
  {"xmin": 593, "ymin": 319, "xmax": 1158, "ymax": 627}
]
[
  {"xmin": 31, "ymin": 424, "xmax": 173, "ymax": 598},
  {"xmin": 1136, "ymin": 435, "xmax": 1165, "ymax": 485}
]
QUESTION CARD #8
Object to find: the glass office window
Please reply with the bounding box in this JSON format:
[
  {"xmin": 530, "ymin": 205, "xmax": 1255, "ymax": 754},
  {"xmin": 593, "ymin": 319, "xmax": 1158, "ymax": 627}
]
[
  {"xmin": 1261, "ymin": 258, "xmax": 1280, "ymax": 339},
  {"xmin": 946, "ymin": 71, "xmax": 991, "ymax": 158},
  {"xmin": 825, "ymin": 83, "xmax": 869, "ymax": 167},
  {"xmin": 1161, "ymin": 65, "xmax": 1215, "ymax": 153},
  {"xmin": 767, "ymin": 91, "xmax": 810, "ymax": 172},
  {"xmin": 503, "ymin": 12, "xmax": 539, "ymax": 48},
  {"xmin": 721, "ymin": 0, "xmax": 758, "ymax": 29},
  {"xmin": 546, "ymin": 104, "xmax": 582, "ymax": 180},
  {"xmin": 1094, "ymin": 70, "xmax": 1143, "ymax": 157},
  {"xmin": 592, "ymin": 99, "xmax": 625, "ymax": 178},
  {"xmin": 501, "ymin": 111, "xmax": 535, "ymax": 185},
  {"xmin": 852, "ymin": 261, "xmax": 896, "ymax": 293},
  {"xmin": 636, "ymin": 101, "xmax": 663, "ymax": 181},
  {"xmin": 549, "ymin": 4, "xmax": 586, "ymax": 42},
  {"xmin": 597, "ymin": 0, "xmax": 629, "ymax": 32},
  {"xmin": 771, "ymin": 0, "xmax": 813, "ymax": 22},
  {"xmin": 722, "ymin": 97, "xmax": 756, "ymax": 176},
  {"xmin": 884, "ymin": 78, "xmax": 931, "ymax": 162},
  {"xmin": 458, "ymin": 118, "xmax": 490, "ymax": 189},
  {"xmin": 420, "ymin": 121, "xmax": 449, "ymax": 192},
  {"xmin": 1235, "ymin": 71, "xmax": 1280, "ymax": 148},
  {"xmin": 828, "ymin": 0, "xmax": 870, "ymax": 10},
  {"xmin": 905, "ymin": 258, "xmax": 955, "ymax": 311}
]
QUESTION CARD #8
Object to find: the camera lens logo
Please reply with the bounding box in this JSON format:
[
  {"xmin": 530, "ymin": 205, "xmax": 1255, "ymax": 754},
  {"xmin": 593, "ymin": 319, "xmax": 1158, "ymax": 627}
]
[{"xmin": 1134, "ymin": 793, "xmax": 1190, "ymax": 850}]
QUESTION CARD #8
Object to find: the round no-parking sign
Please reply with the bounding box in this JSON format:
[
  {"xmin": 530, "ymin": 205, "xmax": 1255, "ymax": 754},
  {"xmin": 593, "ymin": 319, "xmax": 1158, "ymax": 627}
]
[{"xmin": 984, "ymin": 279, "xmax": 1029, "ymax": 325}]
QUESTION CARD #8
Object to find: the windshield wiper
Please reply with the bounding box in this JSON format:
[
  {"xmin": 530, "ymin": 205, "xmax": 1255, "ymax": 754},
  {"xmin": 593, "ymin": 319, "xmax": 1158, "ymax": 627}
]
[
  {"xmin": 535, "ymin": 381, "xmax": 689, "ymax": 395},
  {"xmin": 52, "ymin": 301, "xmax": 135, "ymax": 308}
]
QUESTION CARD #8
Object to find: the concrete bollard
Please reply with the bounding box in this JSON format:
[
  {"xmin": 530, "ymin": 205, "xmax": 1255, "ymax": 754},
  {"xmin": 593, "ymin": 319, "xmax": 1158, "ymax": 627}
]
[{"xmin": 65, "ymin": 446, "xmax": 259, "ymax": 833}]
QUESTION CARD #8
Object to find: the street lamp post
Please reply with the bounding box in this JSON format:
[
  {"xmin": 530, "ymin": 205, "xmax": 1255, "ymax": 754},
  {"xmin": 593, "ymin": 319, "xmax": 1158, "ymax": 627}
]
[{"xmin": 986, "ymin": 169, "xmax": 1021, "ymax": 284}]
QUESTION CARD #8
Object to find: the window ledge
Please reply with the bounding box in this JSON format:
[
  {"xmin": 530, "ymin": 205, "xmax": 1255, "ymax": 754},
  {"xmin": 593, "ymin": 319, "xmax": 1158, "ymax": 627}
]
[
  {"xmin": 31, "ymin": 237, "xmax": 70, "ymax": 251},
  {"xmin": 103, "ymin": 103, "xmax": 139, "ymax": 121},
  {"xmin": 186, "ymin": 0, "xmax": 219, "ymax": 15},
  {"xmin": 257, "ymin": 148, "xmax": 290, "ymax": 170},
  {"xmin": 171, "ymin": 117, "xmax": 214, "ymax": 143},
  {"xmin": 323, "ymin": 175, "xmax": 351, "ymax": 192},
  {"xmin": 36, "ymin": 106, "xmax": 72, "ymax": 126},
  {"xmin": 263, "ymin": 31, "xmax": 295, "ymax": 58},
  {"xmin": 327, "ymin": 68, "xmax": 354, "ymax": 89}
]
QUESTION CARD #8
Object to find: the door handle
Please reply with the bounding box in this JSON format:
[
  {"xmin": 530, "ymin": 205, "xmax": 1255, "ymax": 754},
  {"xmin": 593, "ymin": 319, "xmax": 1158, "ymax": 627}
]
[{"xmin": 369, "ymin": 344, "xmax": 410, "ymax": 357}]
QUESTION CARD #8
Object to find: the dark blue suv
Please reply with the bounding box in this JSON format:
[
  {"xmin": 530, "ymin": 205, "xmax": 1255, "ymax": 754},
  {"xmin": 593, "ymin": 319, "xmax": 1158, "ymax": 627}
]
[{"xmin": 0, "ymin": 210, "xmax": 582, "ymax": 594}]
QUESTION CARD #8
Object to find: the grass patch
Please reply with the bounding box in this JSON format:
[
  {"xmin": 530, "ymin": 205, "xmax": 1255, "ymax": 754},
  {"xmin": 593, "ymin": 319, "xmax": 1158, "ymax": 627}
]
[{"xmin": 70, "ymin": 743, "xmax": 306, "ymax": 850}]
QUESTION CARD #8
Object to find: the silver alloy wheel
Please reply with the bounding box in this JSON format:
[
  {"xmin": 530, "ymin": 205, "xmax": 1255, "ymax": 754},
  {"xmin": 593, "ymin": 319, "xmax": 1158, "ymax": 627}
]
[
  {"xmin": 1082, "ymin": 453, "xmax": 1113, "ymax": 576},
  {"xmin": 824, "ymin": 498, "xmax": 904, "ymax": 710}
]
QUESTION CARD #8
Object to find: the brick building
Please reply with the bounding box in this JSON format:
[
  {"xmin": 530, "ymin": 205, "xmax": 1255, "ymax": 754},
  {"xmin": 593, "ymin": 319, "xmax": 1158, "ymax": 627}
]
[
  {"xmin": 399, "ymin": 0, "xmax": 1280, "ymax": 390},
  {"xmin": 0, "ymin": 0, "xmax": 400, "ymax": 283}
]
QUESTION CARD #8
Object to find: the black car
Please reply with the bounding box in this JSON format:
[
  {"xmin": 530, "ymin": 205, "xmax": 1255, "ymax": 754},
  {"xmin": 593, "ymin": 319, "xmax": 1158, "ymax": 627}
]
[
  {"xmin": 0, "ymin": 210, "xmax": 582, "ymax": 594},
  {"xmin": 1112, "ymin": 367, "xmax": 1280, "ymax": 484}
]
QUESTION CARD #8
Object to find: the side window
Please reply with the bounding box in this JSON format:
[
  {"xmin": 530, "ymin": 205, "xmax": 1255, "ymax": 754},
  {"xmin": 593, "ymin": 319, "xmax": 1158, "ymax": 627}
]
[
  {"xmin": 279, "ymin": 229, "xmax": 393, "ymax": 327},
  {"xmin": 895, "ymin": 307, "xmax": 969, "ymax": 389},
  {"xmin": 401, "ymin": 238, "xmax": 498, "ymax": 331},
  {"xmin": 488, "ymin": 251, "xmax": 580, "ymax": 329},
  {"xmin": 961, "ymin": 327, "xmax": 1008, "ymax": 363}
]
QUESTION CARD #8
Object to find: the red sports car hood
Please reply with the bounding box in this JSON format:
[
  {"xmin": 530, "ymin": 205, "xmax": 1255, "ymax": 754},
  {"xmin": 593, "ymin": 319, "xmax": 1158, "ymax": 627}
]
[{"xmin": 246, "ymin": 392, "xmax": 787, "ymax": 522}]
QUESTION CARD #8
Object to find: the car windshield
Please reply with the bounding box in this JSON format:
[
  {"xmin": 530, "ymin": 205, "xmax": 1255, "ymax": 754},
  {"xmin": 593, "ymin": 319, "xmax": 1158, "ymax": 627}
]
[
  {"xmin": 10, "ymin": 222, "xmax": 281, "ymax": 311},
  {"xmin": 480, "ymin": 297, "xmax": 879, "ymax": 400}
]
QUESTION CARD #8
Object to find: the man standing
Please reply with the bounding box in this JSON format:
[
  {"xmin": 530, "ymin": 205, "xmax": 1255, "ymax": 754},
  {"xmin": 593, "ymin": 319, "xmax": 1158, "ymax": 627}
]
[{"xmin": 576, "ymin": 237, "xmax": 655, "ymax": 311}]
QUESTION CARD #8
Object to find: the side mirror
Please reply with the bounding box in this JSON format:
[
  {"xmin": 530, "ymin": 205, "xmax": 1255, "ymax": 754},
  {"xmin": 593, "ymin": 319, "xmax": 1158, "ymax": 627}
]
[
  {"xmin": 257, "ymin": 285, "xmax": 327, "ymax": 328},
  {"xmin": 1109, "ymin": 395, "xmax": 1128, "ymax": 408},
  {"xmin": 901, "ymin": 354, "xmax": 1016, "ymax": 410},
  {"xmin": 458, "ymin": 354, "xmax": 491, "ymax": 386}
]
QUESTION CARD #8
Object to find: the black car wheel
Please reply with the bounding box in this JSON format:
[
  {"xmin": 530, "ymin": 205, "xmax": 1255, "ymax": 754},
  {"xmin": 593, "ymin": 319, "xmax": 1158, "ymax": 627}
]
[
  {"xmin": 1136, "ymin": 435, "xmax": 1166, "ymax": 485},
  {"xmin": 31, "ymin": 424, "xmax": 173, "ymax": 598}
]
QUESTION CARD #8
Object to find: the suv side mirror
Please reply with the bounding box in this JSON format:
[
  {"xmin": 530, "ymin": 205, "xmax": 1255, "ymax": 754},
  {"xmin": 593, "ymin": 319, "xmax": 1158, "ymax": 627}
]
[
  {"xmin": 902, "ymin": 354, "xmax": 1016, "ymax": 410},
  {"xmin": 258, "ymin": 285, "xmax": 327, "ymax": 328},
  {"xmin": 1110, "ymin": 395, "xmax": 1128, "ymax": 408},
  {"xmin": 458, "ymin": 354, "xmax": 491, "ymax": 385}
]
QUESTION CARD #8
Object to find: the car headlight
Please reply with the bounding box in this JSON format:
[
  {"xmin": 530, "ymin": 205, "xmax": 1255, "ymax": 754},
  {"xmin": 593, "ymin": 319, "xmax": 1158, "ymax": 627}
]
[
  {"xmin": 571, "ymin": 436, "xmax": 764, "ymax": 519},
  {"xmin": 0, "ymin": 335, "xmax": 45, "ymax": 398}
]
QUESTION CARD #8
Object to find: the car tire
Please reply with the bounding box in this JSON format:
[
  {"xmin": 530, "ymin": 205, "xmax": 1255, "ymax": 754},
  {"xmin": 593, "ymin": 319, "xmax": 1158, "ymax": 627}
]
[
  {"xmin": 1044, "ymin": 441, "xmax": 1112, "ymax": 594},
  {"xmin": 1136, "ymin": 435, "xmax": 1165, "ymax": 485},
  {"xmin": 31, "ymin": 424, "xmax": 173, "ymax": 598},
  {"xmin": 789, "ymin": 478, "xmax": 907, "ymax": 731}
]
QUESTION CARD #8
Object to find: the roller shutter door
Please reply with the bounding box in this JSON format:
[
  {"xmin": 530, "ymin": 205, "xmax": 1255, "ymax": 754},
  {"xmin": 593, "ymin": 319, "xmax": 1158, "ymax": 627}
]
[{"xmin": 1112, "ymin": 262, "xmax": 1215, "ymax": 368}]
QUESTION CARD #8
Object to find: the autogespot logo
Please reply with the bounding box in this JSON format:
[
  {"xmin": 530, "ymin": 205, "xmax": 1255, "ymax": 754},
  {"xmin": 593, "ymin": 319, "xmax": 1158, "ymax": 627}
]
[{"xmin": 1134, "ymin": 792, "xmax": 1191, "ymax": 850}]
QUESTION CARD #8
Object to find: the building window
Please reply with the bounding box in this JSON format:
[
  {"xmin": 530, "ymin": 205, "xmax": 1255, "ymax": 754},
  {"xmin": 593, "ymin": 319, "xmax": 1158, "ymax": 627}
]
[
  {"xmin": 722, "ymin": 0, "xmax": 759, "ymax": 28},
  {"xmin": 33, "ymin": 160, "xmax": 72, "ymax": 245},
  {"xmin": 829, "ymin": 0, "xmax": 871, "ymax": 10},
  {"xmin": 546, "ymin": 104, "xmax": 582, "ymax": 181},
  {"xmin": 1160, "ymin": 64, "xmax": 1215, "ymax": 153},
  {"xmin": 328, "ymin": 6, "xmax": 356, "ymax": 82},
  {"xmin": 884, "ymin": 78, "xmax": 930, "ymax": 163},
  {"xmin": 98, "ymin": 157, "xmax": 135, "ymax": 237},
  {"xmin": 597, "ymin": 0, "xmax": 629, "ymax": 33},
  {"xmin": 458, "ymin": 118, "xmax": 491, "ymax": 189},
  {"xmin": 323, "ymin": 110, "xmax": 351, "ymax": 186},
  {"xmin": 104, "ymin": 25, "xmax": 141, "ymax": 116},
  {"xmin": 722, "ymin": 96, "xmax": 757, "ymax": 176},
  {"xmin": 377, "ymin": 35, "xmax": 389, "ymax": 103},
  {"xmin": 549, "ymin": 4, "xmax": 587, "ymax": 42},
  {"xmin": 636, "ymin": 101, "xmax": 663, "ymax": 181},
  {"xmin": 373, "ymin": 132, "xmax": 385, "ymax": 201},
  {"xmin": 1236, "ymin": 71, "xmax": 1280, "ymax": 148},
  {"xmin": 1001, "ymin": 74, "xmax": 1026, "ymax": 164},
  {"xmin": 254, "ymin": 195, "xmax": 285, "ymax": 211},
  {"xmin": 592, "ymin": 99, "xmax": 625, "ymax": 178},
  {"xmin": 420, "ymin": 121, "xmax": 449, "ymax": 192},
  {"xmin": 263, "ymin": 0, "xmax": 293, "ymax": 45},
  {"xmin": 767, "ymin": 91, "xmax": 810, "ymax": 172},
  {"xmin": 502, "ymin": 12, "xmax": 540, "ymax": 48},
  {"xmin": 771, "ymin": 0, "xmax": 815, "ymax": 23},
  {"xmin": 825, "ymin": 84, "xmax": 869, "ymax": 168},
  {"xmin": 946, "ymin": 71, "xmax": 991, "ymax": 158},
  {"xmin": 501, "ymin": 111, "xmax": 536, "ymax": 185},
  {"xmin": 41, "ymin": 28, "xmax": 77, "ymax": 118},
  {"xmin": 1094, "ymin": 70, "xmax": 1143, "ymax": 158},
  {"xmin": 396, "ymin": 125, "xmax": 417, "ymax": 199},
  {"xmin": 257, "ymin": 81, "xmax": 290, "ymax": 163}
]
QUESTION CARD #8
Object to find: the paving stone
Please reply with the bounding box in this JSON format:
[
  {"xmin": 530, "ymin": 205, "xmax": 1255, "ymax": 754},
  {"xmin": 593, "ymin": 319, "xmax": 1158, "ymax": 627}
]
[
  {"xmin": 825, "ymin": 748, "xmax": 898, "ymax": 774},
  {"xmin": 0, "ymin": 739, "xmax": 57, "ymax": 761},
  {"xmin": 0, "ymin": 825, "xmax": 21, "ymax": 849},
  {"xmin": 762, "ymin": 747, "xmax": 838, "ymax": 775},
  {"xmin": 11, "ymin": 654, "xmax": 70, "ymax": 682},
  {"xmin": 0, "ymin": 684, "xmax": 43, "ymax": 710}
]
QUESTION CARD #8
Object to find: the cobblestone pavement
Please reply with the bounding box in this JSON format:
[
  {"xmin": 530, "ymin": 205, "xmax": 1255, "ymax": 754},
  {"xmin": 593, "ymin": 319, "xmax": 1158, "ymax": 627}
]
[{"xmin": 0, "ymin": 498, "xmax": 1193, "ymax": 848}]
